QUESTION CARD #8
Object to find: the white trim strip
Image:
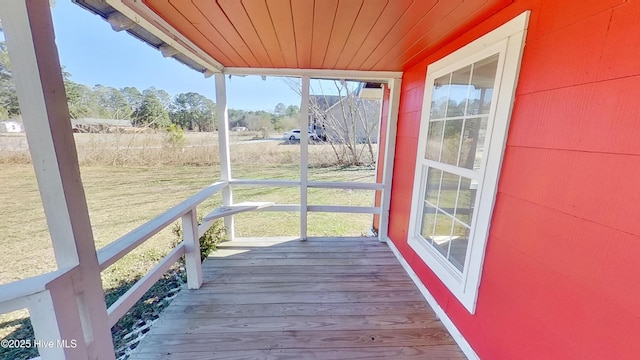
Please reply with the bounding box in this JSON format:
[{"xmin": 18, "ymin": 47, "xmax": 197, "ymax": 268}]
[
  {"xmin": 224, "ymin": 67, "xmax": 402, "ymax": 81},
  {"xmin": 257, "ymin": 205, "xmax": 301, "ymax": 212},
  {"xmin": 230, "ymin": 179, "xmax": 301, "ymax": 187},
  {"xmin": 421, "ymin": 159, "xmax": 479, "ymax": 181},
  {"xmin": 378, "ymin": 79, "xmax": 402, "ymax": 242},
  {"xmin": 307, "ymin": 181, "xmax": 384, "ymax": 190},
  {"xmin": 201, "ymin": 202, "xmax": 275, "ymax": 222},
  {"xmin": 386, "ymin": 238, "xmax": 480, "ymax": 360},
  {"xmin": 300, "ymin": 76, "xmax": 310, "ymax": 240},
  {"xmin": 105, "ymin": 0, "xmax": 223, "ymax": 72},
  {"xmin": 307, "ymin": 205, "xmax": 381, "ymax": 214}
]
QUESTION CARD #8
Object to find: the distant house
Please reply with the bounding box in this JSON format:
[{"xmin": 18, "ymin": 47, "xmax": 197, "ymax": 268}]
[
  {"xmin": 71, "ymin": 118, "xmax": 133, "ymax": 133},
  {"xmin": 357, "ymin": 82, "xmax": 384, "ymax": 100},
  {"xmin": 231, "ymin": 126, "xmax": 248, "ymax": 132},
  {"xmin": 0, "ymin": 120, "xmax": 23, "ymax": 133},
  {"xmin": 309, "ymin": 93, "xmax": 381, "ymax": 143}
]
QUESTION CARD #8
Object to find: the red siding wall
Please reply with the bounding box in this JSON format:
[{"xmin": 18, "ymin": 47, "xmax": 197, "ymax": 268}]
[{"xmin": 387, "ymin": 0, "xmax": 640, "ymax": 359}]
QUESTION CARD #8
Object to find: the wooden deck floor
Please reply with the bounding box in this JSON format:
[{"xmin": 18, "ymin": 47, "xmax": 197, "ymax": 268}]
[{"xmin": 129, "ymin": 237, "xmax": 465, "ymax": 360}]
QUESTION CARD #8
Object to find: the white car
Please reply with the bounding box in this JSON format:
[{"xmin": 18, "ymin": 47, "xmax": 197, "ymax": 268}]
[{"xmin": 282, "ymin": 129, "xmax": 318, "ymax": 141}]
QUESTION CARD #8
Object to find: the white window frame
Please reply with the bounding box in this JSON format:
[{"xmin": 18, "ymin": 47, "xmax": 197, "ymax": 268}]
[{"xmin": 407, "ymin": 11, "xmax": 529, "ymax": 314}]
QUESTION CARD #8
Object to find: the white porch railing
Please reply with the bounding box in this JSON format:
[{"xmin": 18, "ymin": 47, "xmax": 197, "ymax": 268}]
[
  {"xmin": 0, "ymin": 180, "xmax": 227, "ymax": 358},
  {"xmin": 0, "ymin": 178, "xmax": 383, "ymax": 359}
]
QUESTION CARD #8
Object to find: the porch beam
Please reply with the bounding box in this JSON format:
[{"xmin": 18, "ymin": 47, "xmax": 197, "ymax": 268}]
[
  {"xmin": 300, "ymin": 76, "xmax": 310, "ymax": 240},
  {"xmin": 0, "ymin": 0, "xmax": 115, "ymax": 357},
  {"xmin": 104, "ymin": 0, "xmax": 223, "ymax": 73},
  {"xmin": 215, "ymin": 73, "xmax": 235, "ymax": 240},
  {"xmin": 224, "ymin": 67, "xmax": 403, "ymax": 81},
  {"xmin": 378, "ymin": 79, "xmax": 402, "ymax": 242}
]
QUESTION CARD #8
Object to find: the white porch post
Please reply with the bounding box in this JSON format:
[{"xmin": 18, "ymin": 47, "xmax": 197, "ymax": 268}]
[
  {"xmin": 215, "ymin": 73, "xmax": 234, "ymax": 240},
  {"xmin": 28, "ymin": 277, "xmax": 89, "ymax": 359},
  {"xmin": 182, "ymin": 209, "xmax": 203, "ymax": 289},
  {"xmin": 0, "ymin": 0, "xmax": 115, "ymax": 358},
  {"xmin": 299, "ymin": 76, "xmax": 310, "ymax": 241},
  {"xmin": 378, "ymin": 78, "xmax": 402, "ymax": 242}
]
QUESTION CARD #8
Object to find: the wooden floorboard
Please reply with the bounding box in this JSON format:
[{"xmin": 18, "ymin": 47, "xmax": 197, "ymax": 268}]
[
  {"xmin": 202, "ymin": 265, "xmax": 406, "ymax": 275},
  {"xmin": 201, "ymin": 273, "xmax": 413, "ymax": 284},
  {"xmin": 196, "ymin": 281, "xmax": 417, "ymax": 293},
  {"xmin": 130, "ymin": 346, "xmax": 467, "ymax": 360},
  {"xmin": 129, "ymin": 237, "xmax": 465, "ymax": 359},
  {"xmin": 160, "ymin": 302, "xmax": 433, "ymax": 318}
]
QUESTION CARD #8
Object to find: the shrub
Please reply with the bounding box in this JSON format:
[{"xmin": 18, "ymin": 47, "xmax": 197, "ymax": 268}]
[
  {"xmin": 164, "ymin": 124, "xmax": 186, "ymax": 149},
  {"xmin": 172, "ymin": 215, "xmax": 226, "ymax": 262}
]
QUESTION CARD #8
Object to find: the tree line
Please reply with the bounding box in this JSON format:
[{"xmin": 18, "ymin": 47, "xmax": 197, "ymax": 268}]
[{"xmin": 0, "ymin": 42, "xmax": 299, "ymax": 132}]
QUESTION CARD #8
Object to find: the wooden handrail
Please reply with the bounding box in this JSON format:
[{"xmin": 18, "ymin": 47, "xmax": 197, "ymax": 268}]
[
  {"xmin": 198, "ymin": 202, "xmax": 274, "ymax": 238},
  {"xmin": 229, "ymin": 179, "xmax": 384, "ymax": 191},
  {"xmin": 107, "ymin": 243, "xmax": 186, "ymax": 327},
  {"xmin": 307, "ymin": 205, "xmax": 381, "ymax": 214},
  {"xmin": 97, "ymin": 181, "xmax": 228, "ymax": 270},
  {"xmin": 0, "ymin": 266, "xmax": 78, "ymax": 314},
  {"xmin": 229, "ymin": 179, "xmax": 301, "ymax": 187},
  {"xmin": 307, "ymin": 181, "xmax": 384, "ymax": 190}
]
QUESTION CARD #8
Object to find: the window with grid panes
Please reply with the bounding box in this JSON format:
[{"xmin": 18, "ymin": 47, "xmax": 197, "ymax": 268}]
[
  {"xmin": 421, "ymin": 54, "xmax": 498, "ymax": 273},
  {"xmin": 407, "ymin": 13, "xmax": 528, "ymax": 313}
]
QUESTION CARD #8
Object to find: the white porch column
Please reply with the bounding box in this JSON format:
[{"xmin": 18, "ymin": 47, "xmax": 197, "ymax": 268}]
[
  {"xmin": 215, "ymin": 73, "xmax": 234, "ymax": 240},
  {"xmin": 182, "ymin": 209, "xmax": 203, "ymax": 289},
  {"xmin": 0, "ymin": 0, "xmax": 115, "ymax": 358},
  {"xmin": 299, "ymin": 76, "xmax": 310, "ymax": 241},
  {"xmin": 378, "ymin": 78, "xmax": 402, "ymax": 242}
]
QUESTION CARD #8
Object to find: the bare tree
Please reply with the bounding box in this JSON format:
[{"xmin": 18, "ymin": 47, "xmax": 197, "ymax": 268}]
[
  {"xmin": 282, "ymin": 78, "xmax": 381, "ymax": 165},
  {"xmin": 322, "ymin": 81, "xmax": 379, "ymax": 165}
]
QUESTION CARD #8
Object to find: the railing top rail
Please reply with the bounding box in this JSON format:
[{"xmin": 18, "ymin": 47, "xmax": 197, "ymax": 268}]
[
  {"xmin": 306, "ymin": 181, "xmax": 384, "ymax": 190},
  {"xmin": 229, "ymin": 179, "xmax": 301, "ymax": 187},
  {"xmin": 229, "ymin": 179, "xmax": 383, "ymax": 190},
  {"xmin": 0, "ymin": 266, "xmax": 78, "ymax": 314},
  {"xmin": 97, "ymin": 181, "xmax": 228, "ymax": 270}
]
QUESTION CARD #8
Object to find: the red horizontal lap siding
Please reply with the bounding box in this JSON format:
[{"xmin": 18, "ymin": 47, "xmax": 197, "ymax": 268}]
[{"xmin": 387, "ymin": 0, "xmax": 640, "ymax": 359}]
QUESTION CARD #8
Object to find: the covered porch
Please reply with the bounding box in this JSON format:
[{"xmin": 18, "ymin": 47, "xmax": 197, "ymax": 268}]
[{"xmin": 0, "ymin": 0, "xmax": 505, "ymax": 358}]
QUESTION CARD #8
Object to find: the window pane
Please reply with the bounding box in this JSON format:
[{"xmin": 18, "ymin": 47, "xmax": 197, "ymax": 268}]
[
  {"xmin": 446, "ymin": 65, "xmax": 472, "ymax": 117},
  {"xmin": 425, "ymin": 121, "xmax": 444, "ymax": 161},
  {"xmin": 458, "ymin": 117, "xmax": 488, "ymax": 170},
  {"xmin": 450, "ymin": 222, "xmax": 470, "ymax": 272},
  {"xmin": 430, "ymin": 74, "xmax": 451, "ymax": 119},
  {"xmin": 433, "ymin": 210, "xmax": 453, "ymax": 257},
  {"xmin": 420, "ymin": 203, "xmax": 437, "ymax": 240},
  {"xmin": 425, "ymin": 168, "xmax": 442, "ymax": 205},
  {"xmin": 419, "ymin": 53, "xmax": 503, "ymax": 276},
  {"xmin": 441, "ymin": 119, "xmax": 463, "ymax": 165},
  {"xmin": 438, "ymin": 172, "xmax": 460, "ymax": 211},
  {"xmin": 455, "ymin": 177, "xmax": 477, "ymax": 226},
  {"xmin": 467, "ymin": 54, "xmax": 499, "ymax": 116}
]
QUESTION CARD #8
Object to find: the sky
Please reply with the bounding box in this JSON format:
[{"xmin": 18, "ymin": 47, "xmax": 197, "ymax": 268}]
[{"xmin": 49, "ymin": 1, "xmax": 301, "ymax": 111}]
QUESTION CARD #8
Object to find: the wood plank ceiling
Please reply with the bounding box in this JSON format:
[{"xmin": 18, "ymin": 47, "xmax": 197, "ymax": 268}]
[{"xmin": 143, "ymin": 0, "xmax": 512, "ymax": 71}]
